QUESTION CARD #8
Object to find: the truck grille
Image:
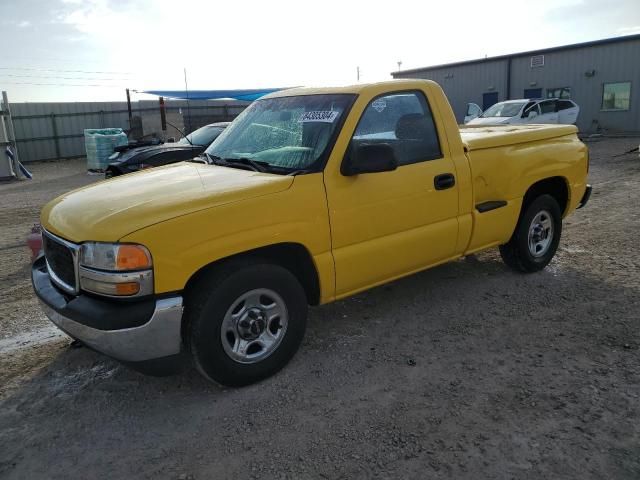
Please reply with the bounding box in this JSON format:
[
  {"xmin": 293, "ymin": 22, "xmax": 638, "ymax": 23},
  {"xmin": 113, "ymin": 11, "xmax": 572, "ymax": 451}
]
[{"xmin": 43, "ymin": 233, "xmax": 77, "ymax": 291}]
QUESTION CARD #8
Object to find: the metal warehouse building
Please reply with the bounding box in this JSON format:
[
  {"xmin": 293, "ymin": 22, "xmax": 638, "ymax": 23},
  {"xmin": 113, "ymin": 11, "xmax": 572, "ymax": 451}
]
[{"xmin": 392, "ymin": 34, "xmax": 640, "ymax": 133}]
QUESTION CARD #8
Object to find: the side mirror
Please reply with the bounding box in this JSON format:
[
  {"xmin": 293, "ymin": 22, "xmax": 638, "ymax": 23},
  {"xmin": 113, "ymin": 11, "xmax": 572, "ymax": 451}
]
[
  {"xmin": 342, "ymin": 143, "xmax": 398, "ymax": 176},
  {"xmin": 527, "ymin": 110, "xmax": 538, "ymax": 119},
  {"xmin": 166, "ymin": 137, "xmax": 175, "ymax": 143}
]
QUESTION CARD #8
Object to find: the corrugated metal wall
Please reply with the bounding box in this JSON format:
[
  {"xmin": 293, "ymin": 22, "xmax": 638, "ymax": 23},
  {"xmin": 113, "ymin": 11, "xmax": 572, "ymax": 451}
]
[
  {"xmin": 398, "ymin": 60, "xmax": 508, "ymax": 124},
  {"xmin": 394, "ymin": 37, "xmax": 640, "ymax": 133},
  {"xmin": 509, "ymin": 39, "xmax": 640, "ymax": 133},
  {"xmin": 10, "ymin": 102, "xmax": 130, "ymax": 162},
  {"xmin": 9, "ymin": 99, "xmax": 249, "ymax": 162}
]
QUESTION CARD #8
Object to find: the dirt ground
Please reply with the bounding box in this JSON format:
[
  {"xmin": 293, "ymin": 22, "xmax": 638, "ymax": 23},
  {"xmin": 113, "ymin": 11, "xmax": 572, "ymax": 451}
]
[{"xmin": 0, "ymin": 140, "xmax": 639, "ymax": 479}]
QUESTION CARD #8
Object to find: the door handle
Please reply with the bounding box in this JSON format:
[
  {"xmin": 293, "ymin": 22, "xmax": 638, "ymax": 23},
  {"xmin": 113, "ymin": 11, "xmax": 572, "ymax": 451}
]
[{"xmin": 434, "ymin": 173, "xmax": 456, "ymax": 190}]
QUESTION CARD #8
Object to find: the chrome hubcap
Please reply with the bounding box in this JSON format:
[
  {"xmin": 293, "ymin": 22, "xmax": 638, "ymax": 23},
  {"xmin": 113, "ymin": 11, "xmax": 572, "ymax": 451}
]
[
  {"xmin": 237, "ymin": 308, "xmax": 267, "ymax": 340},
  {"xmin": 221, "ymin": 288, "xmax": 288, "ymax": 364},
  {"xmin": 528, "ymin": 210, "xmax": 554, "ymax": 257}
]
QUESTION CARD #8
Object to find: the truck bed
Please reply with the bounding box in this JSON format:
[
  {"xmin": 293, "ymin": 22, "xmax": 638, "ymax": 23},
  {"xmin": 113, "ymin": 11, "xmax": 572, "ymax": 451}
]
[
  {"xmin": 460, "ymin": 124, "xmax": 578, "ymax": 151},
  {"xmin": 458, "ymin": 122, "xmax": 586, "ymax": 255}
]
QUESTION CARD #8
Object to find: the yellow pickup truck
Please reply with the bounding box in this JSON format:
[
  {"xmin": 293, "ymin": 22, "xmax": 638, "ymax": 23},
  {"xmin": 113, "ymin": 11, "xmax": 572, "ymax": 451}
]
[{"xmin": 33, "ymin": 79, "xmax": 591, "ymax": 386}]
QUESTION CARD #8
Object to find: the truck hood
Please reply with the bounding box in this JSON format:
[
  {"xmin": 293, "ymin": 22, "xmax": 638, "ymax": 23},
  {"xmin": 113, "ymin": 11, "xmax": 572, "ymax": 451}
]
[{"xmin": 42, "ymin": 162, "xmax": 294, "ymax": 242}]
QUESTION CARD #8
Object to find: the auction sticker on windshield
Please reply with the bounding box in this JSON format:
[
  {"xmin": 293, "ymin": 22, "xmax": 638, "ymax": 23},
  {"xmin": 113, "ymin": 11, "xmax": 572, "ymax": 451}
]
[{"xmin": 299, "ymin": 111, "xmax": 339, "ymax": 123}]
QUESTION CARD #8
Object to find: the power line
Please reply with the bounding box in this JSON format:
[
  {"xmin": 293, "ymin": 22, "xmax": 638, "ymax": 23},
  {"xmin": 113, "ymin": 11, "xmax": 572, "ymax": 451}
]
[
  {"xmin": 0, "ymin": 53, "xmax": 127, "ymax": 65},
  {"xmin": 0, "ymin": 66, "xmax": 132, "ymax": 75},
  {"xmin": 0, "ymin": 81, "xmax": 128, "ymax": 88},
  {"xmin": 0, "ymin": 73, "xmax": 129, "ymax": 81}
]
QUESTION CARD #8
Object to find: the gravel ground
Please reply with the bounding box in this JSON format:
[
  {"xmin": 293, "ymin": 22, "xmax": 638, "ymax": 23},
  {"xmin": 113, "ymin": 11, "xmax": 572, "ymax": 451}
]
[{"xmin": 0, "ymin": 140, "xmax": 639, "ymax": 479}]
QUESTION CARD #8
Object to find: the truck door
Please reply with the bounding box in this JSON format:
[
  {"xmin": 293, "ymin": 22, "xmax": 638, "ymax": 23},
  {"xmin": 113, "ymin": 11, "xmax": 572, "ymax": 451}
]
[{"xmin": 324, "ymin": 90, "xmax": 460, "ymax": 297}]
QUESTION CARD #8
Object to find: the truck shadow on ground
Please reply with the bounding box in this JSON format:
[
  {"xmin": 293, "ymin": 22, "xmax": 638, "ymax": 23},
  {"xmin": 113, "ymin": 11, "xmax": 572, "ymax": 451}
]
[{"xmin": 1, "ymin": 251, "xmax": 639, "ymax": 479}]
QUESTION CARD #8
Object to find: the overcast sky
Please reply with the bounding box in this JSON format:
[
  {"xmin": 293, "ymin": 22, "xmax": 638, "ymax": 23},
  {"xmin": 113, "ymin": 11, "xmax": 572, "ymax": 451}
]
[{"xmin": 1, "ymin": 0, "xmax": 639, "ymax": 103}]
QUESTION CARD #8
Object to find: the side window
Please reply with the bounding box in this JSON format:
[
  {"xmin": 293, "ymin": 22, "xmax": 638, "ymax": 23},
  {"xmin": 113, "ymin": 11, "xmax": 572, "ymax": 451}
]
[
  {"xmin": 523, "ymin": 102, "xmax": 540, "ymax": 116},
  {"xmin": 539, "ymin": 100, "xmax": 557, "ymax": 114},
  {"xmin": 557, "ymin": 100, "xmax": 574, "ymax": 111},
  {"xmin": 602, "ymin": 82, "xmax": 631, "ymax": 111},
  {"xmin": 352, "ymin": 91, "xmax": 441, "ymax": 166},
  {"xmin": 547, "ymin": 87, "xmax": 571, "ymax": 99}
]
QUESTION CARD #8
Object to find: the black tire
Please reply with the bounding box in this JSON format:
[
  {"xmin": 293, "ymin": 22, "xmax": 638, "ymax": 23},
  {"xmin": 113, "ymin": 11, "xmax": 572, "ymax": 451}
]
[
  {"xmin": 187, "ymin": 260, "xmax": 308, "ymax": 387},
  {"xmin": 104, "ymin": 167, "xmax": 121, "ymax": 178},
  {"xmin": 499, "ymin": 194, "xmax": 562, "ymax": 273}
]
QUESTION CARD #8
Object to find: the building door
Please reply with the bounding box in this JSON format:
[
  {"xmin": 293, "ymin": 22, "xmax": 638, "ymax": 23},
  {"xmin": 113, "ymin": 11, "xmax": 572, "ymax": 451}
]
[
  {"xmin": 524, "ymin": 88, "xmax": 542, "ymax": 99},
  {"xmin": 482, "ymin": 92, "xmax": 499, "ymax": 110}
]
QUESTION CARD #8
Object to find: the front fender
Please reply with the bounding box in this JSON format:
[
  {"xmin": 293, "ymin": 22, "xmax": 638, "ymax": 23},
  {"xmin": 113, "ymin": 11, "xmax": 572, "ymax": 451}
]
[{"xmin": 120, "ymin": 173, "xmax": 336, "ymax": 303}]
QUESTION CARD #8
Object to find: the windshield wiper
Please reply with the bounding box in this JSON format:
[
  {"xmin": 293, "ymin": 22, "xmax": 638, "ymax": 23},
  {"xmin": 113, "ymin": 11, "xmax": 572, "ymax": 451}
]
[
  {"xmin": 204, "ymin": 154, "xmax": 267, "ymax": 172},
  {"xmin": 202, "ymin": 152, "xmax": 234, "ymax": 166},
  {"xmin": 222, "ymin": 157, "xmax": 269, "ymax": 173},
  {"xmin": 203, "ymin": 153, "xmax": 260, "ymax": 171},
  {"xmin": 204, "ymin": 153, "xmax": 300, "ymax": 175}
]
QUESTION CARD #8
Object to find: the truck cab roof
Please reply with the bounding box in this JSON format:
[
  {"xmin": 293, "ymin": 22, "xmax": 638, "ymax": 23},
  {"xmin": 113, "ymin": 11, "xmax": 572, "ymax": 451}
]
[{"xmin": 263, "ymin": 79, "xmax": 439, "ymax": 98}]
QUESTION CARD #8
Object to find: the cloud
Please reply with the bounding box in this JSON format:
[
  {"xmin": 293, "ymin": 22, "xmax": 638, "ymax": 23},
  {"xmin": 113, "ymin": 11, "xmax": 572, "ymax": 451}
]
[
  {"xmin": 617, "ymin": 25, "xmax": 640, "ymax": 34},
  {"xmin": 3, "ymin": 0, "xmax": 639, "ymax": 102},
  {"xmin": 59, "ymin": 0, "xmax": 117, "ymax": 33}
]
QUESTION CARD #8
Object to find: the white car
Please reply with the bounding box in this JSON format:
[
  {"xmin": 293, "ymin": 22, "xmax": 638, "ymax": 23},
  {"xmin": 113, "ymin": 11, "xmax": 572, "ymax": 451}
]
[{"xmin": 464, "ymin": 98, "xmax": 580, "ymax": 126}]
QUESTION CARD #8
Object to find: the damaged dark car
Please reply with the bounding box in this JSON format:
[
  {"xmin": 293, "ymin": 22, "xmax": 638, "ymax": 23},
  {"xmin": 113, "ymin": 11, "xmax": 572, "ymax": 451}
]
[{"xmin": 105, "ymin": 122, "xmax": 229, "ymax": 178}]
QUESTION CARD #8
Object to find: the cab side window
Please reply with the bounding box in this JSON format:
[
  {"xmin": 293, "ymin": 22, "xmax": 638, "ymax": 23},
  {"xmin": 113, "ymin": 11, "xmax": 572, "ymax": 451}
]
[{"xmin": 351, "ymin": 91, "xmax": 442, "ymax": 166}]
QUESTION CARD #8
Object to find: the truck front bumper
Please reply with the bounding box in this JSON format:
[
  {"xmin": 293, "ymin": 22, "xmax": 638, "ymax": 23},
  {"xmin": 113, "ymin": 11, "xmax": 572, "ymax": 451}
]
[{"xmin": 32, "ymin": 255, "xmax": 184, "ymax": 371}]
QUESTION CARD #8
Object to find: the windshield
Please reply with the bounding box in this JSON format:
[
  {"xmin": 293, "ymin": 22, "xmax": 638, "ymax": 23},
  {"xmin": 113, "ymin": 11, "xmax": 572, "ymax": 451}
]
[
  {"xmin": 205, "ymin": 94, "xmax": 355, "ymax": 171},
  {"xmin": 178, "ymin": 125, "xmax": 225, "ymax": 146},
  {"xmin": 481, "ymin": 101, "xmax": 527, "ymax": 118}
]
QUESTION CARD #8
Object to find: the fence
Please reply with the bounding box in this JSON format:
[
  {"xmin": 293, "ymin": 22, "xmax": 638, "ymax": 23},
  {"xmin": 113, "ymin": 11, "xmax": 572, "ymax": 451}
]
[{"xmin": 9, "ymin": 99, "xmax": 249, "ymax": 163}]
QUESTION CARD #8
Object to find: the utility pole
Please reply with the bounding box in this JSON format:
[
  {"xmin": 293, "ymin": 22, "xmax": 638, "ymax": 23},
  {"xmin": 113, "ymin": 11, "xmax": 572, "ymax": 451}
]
[
  {"xmin": 159, "ymin": 96, "xmax": 167, "ymax": 132},
  {"xmin": 184, "ymin": 67, "xmax": 191, "ymax": 134},
  {"xmin": 126, "ymin": 88, "xmax": 132, "ymax": 126},
  {"xmin": 397, "ymin": 61, "xmax": 402, "ymax": 72},
  {"xmin": 357, "ymin": 66, "xmax": 360, "ymax": 82}
]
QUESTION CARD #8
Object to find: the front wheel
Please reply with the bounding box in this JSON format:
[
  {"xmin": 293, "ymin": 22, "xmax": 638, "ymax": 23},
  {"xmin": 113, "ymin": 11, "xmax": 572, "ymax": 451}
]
[
  {"xmin": 187, "ymin": 262, "xmax": 308, "ymax": 386},
  {"xmin": 499, "ymin": 194, "xmax": 562, "ymax": 273}
]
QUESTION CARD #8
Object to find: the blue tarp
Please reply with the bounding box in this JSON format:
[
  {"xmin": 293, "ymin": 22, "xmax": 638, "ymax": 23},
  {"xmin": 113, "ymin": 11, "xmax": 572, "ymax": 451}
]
[{"xmin": 142, "ymin": 88, "xmax": 284, "ymax": 101}]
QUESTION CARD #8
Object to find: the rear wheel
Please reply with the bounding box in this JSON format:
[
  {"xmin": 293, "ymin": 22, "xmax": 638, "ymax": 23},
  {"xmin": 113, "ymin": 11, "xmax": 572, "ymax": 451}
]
[
  {"xmin": 104, "ymin": 167, "xmax": 121, "ymax": 178},
  {"xmin": 187, "ymin": 261, "xmax": 308, "ymax": 386},
  {"xmin": 499, "ymin": 194, "xmax": 562, "ymax": 273}
]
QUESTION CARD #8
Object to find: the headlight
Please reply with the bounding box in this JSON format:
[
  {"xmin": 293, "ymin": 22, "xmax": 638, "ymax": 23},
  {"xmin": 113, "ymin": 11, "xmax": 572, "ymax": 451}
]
[
  {"xmin": 80, "ymin": 243, "xmax": 152, "ymax": 271},
  {"xmin": 79, "ymin": 243, "xmax": 153, "ymax": 297}
]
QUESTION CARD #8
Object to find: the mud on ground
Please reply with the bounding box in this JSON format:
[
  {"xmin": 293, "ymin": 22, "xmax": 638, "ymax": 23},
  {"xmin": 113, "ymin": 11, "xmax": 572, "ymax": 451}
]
[{"xmin": 0, "ymin": 142, "xmax": 639, "ymax": 479}]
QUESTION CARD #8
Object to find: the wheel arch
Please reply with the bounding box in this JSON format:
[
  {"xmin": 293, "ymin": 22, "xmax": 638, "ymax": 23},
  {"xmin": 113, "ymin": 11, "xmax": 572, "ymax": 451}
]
[
  {"xmin": 522, "ymin": 176, "xmax": 570, "ymax": 216},
  {"xmin": 183, "ymin": 242, "xmax": 322, "ymax": 307}
]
